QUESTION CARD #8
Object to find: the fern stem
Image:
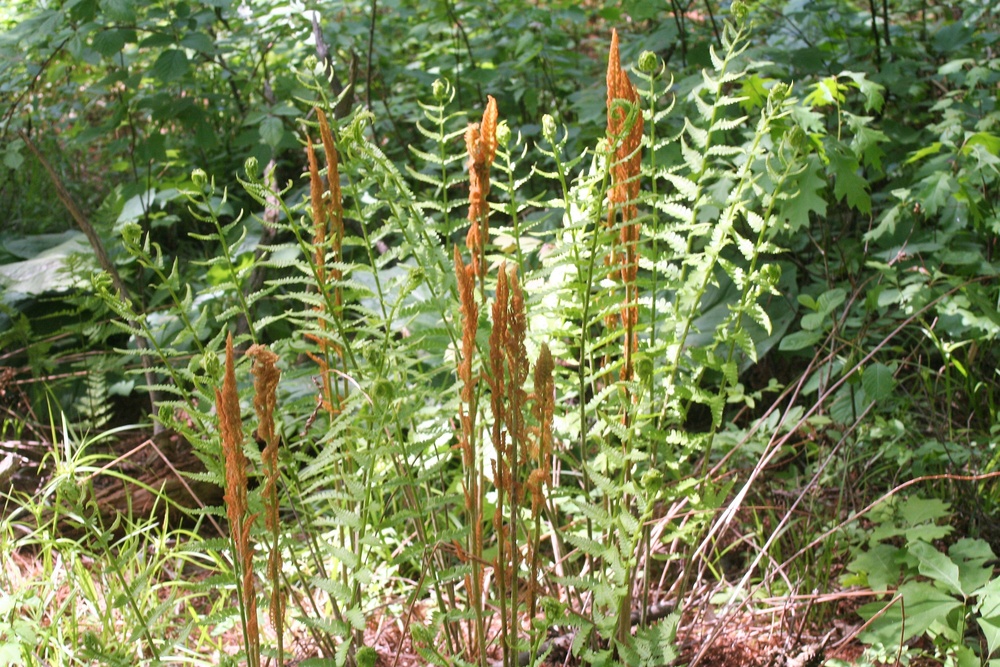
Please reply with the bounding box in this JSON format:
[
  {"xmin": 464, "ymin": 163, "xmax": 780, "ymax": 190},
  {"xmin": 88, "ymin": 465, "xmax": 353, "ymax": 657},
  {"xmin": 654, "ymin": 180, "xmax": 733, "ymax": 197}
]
[
  {"xmin": 209, "ymin": 213, "xmax": 258, "ymax": 347},
  {"xmin": 657, "ymin": 19, "xmax": 751, "ymax": 429}
]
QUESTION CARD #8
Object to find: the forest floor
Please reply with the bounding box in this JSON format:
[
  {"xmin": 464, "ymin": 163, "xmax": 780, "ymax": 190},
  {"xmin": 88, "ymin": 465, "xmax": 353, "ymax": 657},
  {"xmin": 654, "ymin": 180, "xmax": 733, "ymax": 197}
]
[{"xmin": 4, "ymin": 426, "xmax": 954, "ymax": 667}]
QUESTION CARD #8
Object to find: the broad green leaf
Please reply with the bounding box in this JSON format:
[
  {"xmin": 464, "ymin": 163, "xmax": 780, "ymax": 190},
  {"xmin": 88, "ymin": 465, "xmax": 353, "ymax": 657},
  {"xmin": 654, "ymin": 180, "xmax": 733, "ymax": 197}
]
[
  {"xmin": 139, "ymin": 32, "xmax": 175, "ymax": 48},
  {"xmin": 0, "ymin": 233, "xmax": 94, "ymax": 296},
  {"xmin": 906, "ymin": 142, "xmax": 943, "ymax": 165},
  {"xmin": 829, "ymin": 384, "xmax": 865, "ymax": 426},
  {"xmin": 180, "ymin": 32, "xmax": 215, "ymax": 53},
  {"xmin": 917, "ymin": 171, "xmax": 956, "ymax": 216},
  {"xmin": 797, "ymin": 294, "xmax": 817, "ymax": 310},
  {"xmin": 829, "ymin": 149, "xmax": 871, "ymax": 213},
  {"xmin": 841, "ymin": 71, "xmax": 885, "ymax": 113},
  {"xmin": 116, "ymin": 189, "xmax": 157, "ymax": 225},
  {"xmin": 898, "ymin": 496, "xmax": 951, "ymax": 525},
  {"xmin": 982, "ymin": 617, "xmax": 1000, "ymax": 660},
  {"xmin": 903, "ymin": 523, "xmax": 953, "ymax": 543},
  {"xmin": 0, "ymin": 643, "xmax": 22, "ymax": 665},
  {"xmin": 964, "ymin": 132, "xmax": 1000, "ymax": 157},
  {"xmin": 939, "ymin": 58, "xmax": 975, "ymax": 76},
  {"xmin": 862, "ymin": 363, "xmax": 895, "ymax": 401},
  {"xmin": 622, "ymin": 0, "xmax": 659, "ymax": 21},
  {"xmin": 800, "ymin": 312, "xmax": 824, "ymax": 330},
  {"xmin": 259, "ymin": 116, "xmax": 284, "ymax": 148},
  {"xmin": 950, "ymin": 538, "xmax": 996, "ymax": 595},
  {"xmin": 92, "ymin": 28, "xmax": 132, "ymax": 56},
  {"xmin": 778, "ymin": 329, "xmax": 821, "ymax": 351},
  {"xmin": 976, "ymin": 577, "xmax": 1000, "ymax": 657},
  {"xmin": 800, "ymin": 288, "xmax": 845, "ymax": 330},
  {"xmin": 778, "ymin": 155, "xmax": 827, "ymax": 233},
  {"xmin": 739, "ymin": 74, "xmax": 771, "ymax": 112},
  {"xmin": 951, "ymin": 539, "xmax": 996, "ymax": 563},
  {"xmin": 805, "ymin": 76, "xmax": 846, "ymax": 107},
  {"xmin": 100, "ymin": 0, "xmax": 136, "ymax": 22},
  {"xmin": 955, "ymin": 645, "xmax": 980, "ymax": 667},
  {"xmin": 846, "ymin": 543, "xmax": 902, "ymax": 593},
  {"xmin": 864, "ymin": 204, "xmax": 902, "ymax": 242},
  {"xmin": 850, "ymin": 122, "xmax": 888, "ymax": 173},
  {"xmin": 2, "ymin": 140, "xmax": 23, "ymax": 170},
  {"xmin": 933, "ymin": 22, "xmax": 974, "ymax": 54},
  {"xmin": 858, "ymin": 582, "xmax": 962, "ymax": 646},
  {"xmin": 909, "ymin": 541, "xmax": 963, "ymax": 596},
  {"xmin": 816, "ymin": 288, "xmax": 847, "ymax": 315},
  {"xmin": 150, "ymin": 49, "xmax": 189, "ymax": 83}
]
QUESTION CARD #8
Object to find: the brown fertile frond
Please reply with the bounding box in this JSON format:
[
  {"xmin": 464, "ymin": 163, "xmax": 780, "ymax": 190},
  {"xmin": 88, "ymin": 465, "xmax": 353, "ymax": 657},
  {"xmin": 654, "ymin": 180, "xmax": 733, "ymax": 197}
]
[
  {"xmin": 306, "ymin": 112, "xmax": 346, "ymax": 416},
  {"xmin": 218, "ymin": 333, "xmax": 248, "ymax": 531},
  {"xmin": 465, "ymin": 124, "xmax": 484, "ymax": 173},
  {"xmin": 454, "ymin": 246, "xmax": 478, "ymax": 404},
  {"xmin": 505, "ymin": 269, "xmax": 528, "ymax": 450},
  {"xmin": 454, "ymin": 244, "xmax": 479, "ymax": 476},
  {"xmin": 215, "ymin": 333, "xmax": 260, "ymax": 661},
  {"xmin": 528, "ymin": 343, "xmax": 554, "ymax": 515},
  {"xmin": 488, "ymin": 264, "xmax": 509, "ymax": 405},
  {"xmin": 247, "ymin": 343, "xmax": 284, "ymax": 645},
  {"xmin": 607, "ymin": 29, "xmax": 644, "ymax": 383},
  {"xmin": 247, "ymin": 344, "xmax": 280, "ymax": 527},
  {"xmin": 504, "ymin": 267, "xmax": 529, "ymax": 512},
  {"xmin": 505, "ymin": 268, "xmax": 528, "ymax": 389},
  {"xmin": 316, "ymin": 108, "xmax": 340, "ymax": 215},
  {"xmin": 607, "ymin": 29, "xmax": 621, "ymax": 118},
  {"xmin": 465, "ymin": 95, "xmax": 499, "ymax": 278},
  {"xmin": 247, "ymin": 344, "xmax": 280, "ymax": 449},
  {"xmin": 241, "ymin": 519, "xmax": 261, "ymax": 659},
  {"xmin": 489, "ymin": 264, "xmax": 510, "ymax": 497},
  {"xmin": 465, "ymin": 124, "xmax": 485, "ymax": 265},
  {"xmin": 531, "ymin": 344, "xmax": 554, "ymax": 458},
  {"xmin": 316, "ymin": 107, "xmax": 344, "ymax": 298},
  {"xmin": 606, "ymin": 29, "xmax": 643, "ymax": 215},
  {"xmin": 481, "ymin": 95, "xmax": 498, "ymax": 165},
  {"xmin": 306, "ymin": 137, "xmax": 327, "ymax": 286},
  {"xmin": 454, "ymin": 243, "xmax": 486, "ymax": 659}
]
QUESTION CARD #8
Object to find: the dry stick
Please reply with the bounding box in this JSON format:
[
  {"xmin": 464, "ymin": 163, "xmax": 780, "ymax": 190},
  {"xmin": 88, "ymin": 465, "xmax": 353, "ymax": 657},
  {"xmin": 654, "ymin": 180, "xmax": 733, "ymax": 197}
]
[
  {"xmin": 702, "ymin": 0, "xmax": 723, "ymax": 48},
  {"xmin": 1, "ymin": 36, "xmax": 73, "ymax": 137},
  {"xmin": 867, "ymin": 0, "xmax": 883, "ymax": 70},
  {"xmin": 440, "ymin": 0, "xmax": 482, "ymax": 103},
  {"xmin": 19, "ymin": 131, "xmax": 161, "ymax": 433},
  {"xmin": 82, "ymin": 433, "xmax": 226, "ymax": 538},
  {"xmin": 669, "ymin": 0, "xmax": 689, "ymax": 65},
  {"xmin": 880, "ymin": 0, "xmax": 892, "ymax": 48},
  {"xmin": 310, "ymin": 12, "xmax": 357, "ymax": 121}
]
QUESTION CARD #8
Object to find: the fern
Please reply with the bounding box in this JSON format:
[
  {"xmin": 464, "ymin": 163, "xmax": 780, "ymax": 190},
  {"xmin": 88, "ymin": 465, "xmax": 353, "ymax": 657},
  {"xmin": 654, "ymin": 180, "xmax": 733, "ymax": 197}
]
[{"xmin": 79, "ymin": 6, "xmax": 822, "ymax": 665}]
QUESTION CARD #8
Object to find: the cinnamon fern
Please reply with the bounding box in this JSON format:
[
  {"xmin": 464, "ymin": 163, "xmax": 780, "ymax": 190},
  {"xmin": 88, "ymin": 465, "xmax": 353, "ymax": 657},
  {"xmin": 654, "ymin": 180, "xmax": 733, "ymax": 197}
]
[{"xmin": 90, "ymin": 5, "xmax": 824, "ymax": 666}]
